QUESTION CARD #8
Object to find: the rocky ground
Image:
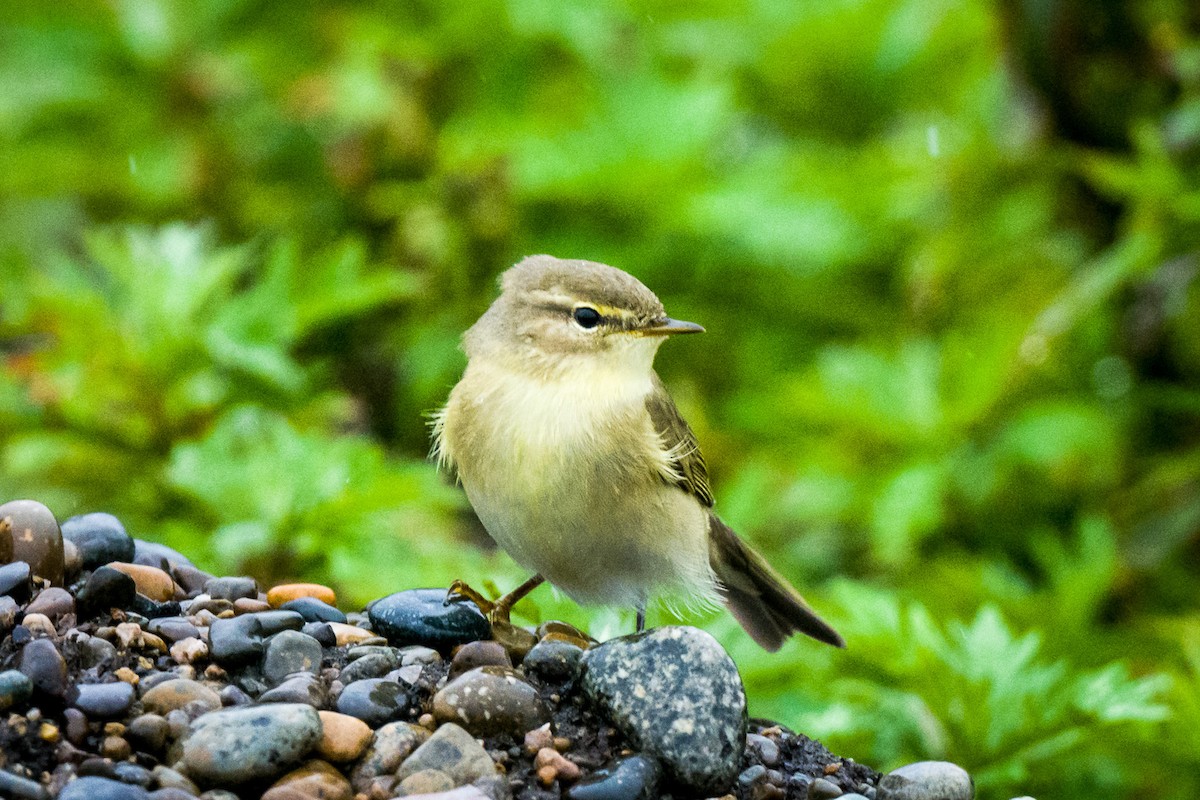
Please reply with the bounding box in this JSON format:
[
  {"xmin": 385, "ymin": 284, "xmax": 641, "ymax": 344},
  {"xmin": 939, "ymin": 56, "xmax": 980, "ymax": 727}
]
[{"xmin": 0, "ymin": 499, "xmax": 977, "ymax": 800}]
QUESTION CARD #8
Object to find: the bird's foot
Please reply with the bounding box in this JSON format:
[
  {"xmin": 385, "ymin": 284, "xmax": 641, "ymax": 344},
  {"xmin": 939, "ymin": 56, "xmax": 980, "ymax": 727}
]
[
  {"xmin": 444, "ymin": 574, "xmax": 546, "ymax": 626},
  {"xmin": 444, "ymin": 579, "xmax": 499, "ymax": 617}
]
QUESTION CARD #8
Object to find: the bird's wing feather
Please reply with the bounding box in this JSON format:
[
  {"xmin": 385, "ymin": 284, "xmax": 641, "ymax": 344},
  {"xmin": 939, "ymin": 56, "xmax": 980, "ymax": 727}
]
[{"xmin": 645, "ymin": 373, "xmax": 713, "ymax": 507}]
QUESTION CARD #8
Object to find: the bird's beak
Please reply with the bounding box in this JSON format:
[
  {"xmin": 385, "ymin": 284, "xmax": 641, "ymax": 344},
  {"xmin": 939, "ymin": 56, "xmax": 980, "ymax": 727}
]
[{"xmin": 637, "ymin": 317, "xmax": 706, "ymax": 337}]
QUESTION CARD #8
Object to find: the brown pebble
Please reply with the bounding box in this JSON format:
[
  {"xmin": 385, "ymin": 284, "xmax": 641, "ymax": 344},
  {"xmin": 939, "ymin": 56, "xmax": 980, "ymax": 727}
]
[
  {"xmin": 524, "ymin": 723, "xmax": 553, "ymax": 754},
  {"xmin": 448, "ymin": 640, "xmax": 511, "ymax": 680},
  {"xmin": 264, "ymin": 758, "xmax": 352, "ymax": 800},
  {"xmin": 113, "ymin": 667, "xmax": 139, "ymax": 685},
  {"xmin": 26, "ymin": 587, "xmax": 74, "ymax": 619},
  {"xmin": 64, "ymin": 709, "xmax": 88, "ymax": 745},
  {"xmin": 398, "ymin": 768, "xmax": 454, "ymax": 796},
  {"xmin": 317, "ymin": 711, "xmax": 373, "ymax": 763},
  {"xmin": 268, "ymin": 583, "xmax": 337, "ymax": 608},
  {"xmin": 553, "ymin": 736, "xmax": 571, "ymax": 752},
  {"xmin": 101, "ymin": 734, "xmax": 131, "ymax": 760},
  {"xmin": 824, "ymin": 762, "xmax": 841, "ymax": 775},
  {"xmin": 170, "ymin": 637, "xmax": 209, "ymax": 664},
  {"xmin": 141, "ymin": 678, "xmax": 221, "ymax": 715},
  {"xmin": 22, "ymin": 613, "xmax": 56, "ymax": 638},
  {"xmin": 535, "ymin": 747, "xmax": 581, "ymax": 783},
  {"xmin": 234, "ymin": 597, "xmax": 271, "ymax": 614},
  {"xmin": 536, "ymin": 765, "xmax": 557, "ymax": 787},
  {"xmin": 0, "ymin": 499, "xmax": 64, "ymax": 586},
  {"xmin": 107, "ymin": 562, "xmax": 179, "ymax": 602},
  {"xmin": 326, "ymin": 622, "xmax": 378, "ymax": 646},
  {"xmin": 418, "ymin": 713, "xmax": 436, "ymax": 731}
]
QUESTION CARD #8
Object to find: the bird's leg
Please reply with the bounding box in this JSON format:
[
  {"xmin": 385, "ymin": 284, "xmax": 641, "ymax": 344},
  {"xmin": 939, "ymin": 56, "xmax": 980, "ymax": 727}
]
[
  {"xmin": 445, "ymin": 574, "xmax": 545, "ymax": 624},
  {"xmin": 636, "ymin": 603, "xmax": 646, "ymax": 633}
]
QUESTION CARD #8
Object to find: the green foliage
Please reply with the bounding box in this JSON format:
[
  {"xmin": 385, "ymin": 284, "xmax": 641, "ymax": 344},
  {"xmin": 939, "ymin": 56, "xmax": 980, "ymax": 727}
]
[{"xmin": 2, "ymin": 0, "xmax": 1198, "ymax": 797}]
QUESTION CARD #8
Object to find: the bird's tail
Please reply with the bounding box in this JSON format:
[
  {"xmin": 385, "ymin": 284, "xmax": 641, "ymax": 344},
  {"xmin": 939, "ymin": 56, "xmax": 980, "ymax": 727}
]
[{"xmin": 708, "ymin": 514, "xmax": 845, "ymax": 651}]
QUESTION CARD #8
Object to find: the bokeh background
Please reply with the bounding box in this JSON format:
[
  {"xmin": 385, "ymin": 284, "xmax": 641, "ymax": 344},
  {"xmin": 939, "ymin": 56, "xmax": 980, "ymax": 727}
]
[{"xmin": 2, "ymin": 0, "xmax": 1199, "ymax": 796}]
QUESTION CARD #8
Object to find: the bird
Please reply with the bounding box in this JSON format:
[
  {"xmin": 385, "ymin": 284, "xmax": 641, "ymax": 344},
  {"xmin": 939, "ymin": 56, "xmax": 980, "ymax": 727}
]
[{"xmin": 431, "ymin": 255, "xmax": 844, "ymax": 651}]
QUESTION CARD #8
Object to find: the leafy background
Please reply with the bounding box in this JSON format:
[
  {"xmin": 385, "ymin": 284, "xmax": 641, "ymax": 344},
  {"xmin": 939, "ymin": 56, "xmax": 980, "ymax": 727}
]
[{"xmin": 2, "ymin": 0, "xmax": 1198, "ymax": 797}]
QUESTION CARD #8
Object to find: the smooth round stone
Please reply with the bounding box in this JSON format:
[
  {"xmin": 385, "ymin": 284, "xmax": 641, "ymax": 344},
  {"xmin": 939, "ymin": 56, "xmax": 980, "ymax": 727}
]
[
  {"xmin": 132, "ymin": 539, "xmax": 193, "ymax": 569},
  {"xmin": 399, "ymin": 646, "xmax": 442, "ymax": 666},
  {"xmin": 339, "ymin": 652, "xmax": 397, "ymax": 685},
  {"xmin": 112, "ymin": 762, "xmax": 153, "ymax": 787},
  {"xmin": 568, "ymin": 754, "xmax": 661, "ymax": 800},
  {"xmin": 432, "ymin": 666, "xmax": 549, "ymax": 737},
  {"xmin": 490, "ymin": 620, "xmax": 537, "ymax": 662},
  {"xmin": 326, "ymin": 622, "xmax": 380, "ymax": 646},
  {"xmin": 259, "ymin": 672, "xmax": 325, "ymax": 706},
  {"xmin": 171, "ymin": 564, "xmax": 212, "ymax": 595},
  {"xmin": 280, "ymin": 597, "xmax": 347, "ymax": 624},
  {"xmin": 0, "ymin": 766, "xmax": 49, "ymax": 799},
  {"xmin": 22, "ymin": 612, "xmax": 56, "ymax": 637},
  {"xmin": 263, "ymin": 630, "xmax": 324, "ymax": 686},
  {"xmin": 180, "ymin": 703, "xmax": 322, "ymax": 786},
  {"xmin": 0, "ymin": 668, "xmax": 34, "ymax": 711},
  {"xmin": 878, "ymin": 761, "xmax": 974, "ymax": 800},
  {"xmin": 367, "ymin": 589, "xmax": 490, "ymax": 651},
  {"xmin": 76, "ymin": 566, "xmax": 137, "ymax": 620},
  {"xmin": 0, "ymin": 595, "xmax": 19, "ymax": 630},
  {"xmin": 148, "ymin": 617, "xmax": 200, "ymax": 643},
  {"xmin": 448, "ymin": 640, "xmax": 511, "ymax": 680},
  {"xmin": 262, "ymin": 759, "xmax": 352, "ymax": 800},
  {"xmin": 335, "ymin": 678, "xmax": 408, "ymax": 726},
  {"xmin": 19, "ymin": 637, "xmax": 68, "ymax": 696},
  {"xmin": 0, "ymin": 561, "xmax": 33, "ymax": 603},
  {"xmin": 79, "ymin": 635, "xmax": 120, "ymax": 668},
  {"xmin": 810, "ymin": 777, "xmax": 844, "ymax": 799},
  {"xmin": 151, "ymin": 766, "xmax": 199, "ymax": 794},
  {"xmin": 209, "ymin": 610, "xmax": 304, "ymax": 666},
  {"xmin": 747, "ymin": 733, "xmax": 781, "ymax": 767},
  {"xmin": 141, "ymin": 679, "xmax": 222, "ymax": 715},
  {"xmin": 268, "ymin": 583, "xmax": 337, "ymax": 608},
  {"xmin": 522, "ymin": 638, "xmax": 584, "ymax": 683},
  {"xmin": 58, "ymin": 776, "xmax": 150, "ymax": 800},
  {"xmin": 395, "ymin": 722, "xmax": 497, "ymax": 784},
  {"xmin": 61, "ymin": 513, "xmax": 135, "ymax": 570},
  {"xmin": 301, "ymin": 622, "xmax": 337, "ymax": 648},
  {"xmin": 348, "ymin": 721, "xmax": 428, "ymax": 791},
  {"xmin": 398, "ymin": 768, "xmax": 454, "ymax": 795},
  {"xmin": 316, "ymin": 711, "xmax": 373, "ymax": 763},
  {"xmin": 26, "ymin": 587, "xmax": 74, "ymax": 619},
  {"xmin": 69, "ymin": 682, "xmax": 136, "ymax": 718},
  {"xmin": 0, "ymin": 499, "xmax": 64, "ymax": 586},
  {"xmin": 148, "ymin": 789, "xmax": 198, "ymax": 800},
  {"xmin": 203, "ymin": 576, "xmax": 258, "ymax": 601},
  {"xmin": 128, "ymin": 714, "xmax": 170, "ymax": 753},
  {"xmin": 581, "ymin": 626, "xmax": 747, "ymax": 795},
  {"xmin": 107, "ymin": 563, "xmax": 178, "ymax": 602}
]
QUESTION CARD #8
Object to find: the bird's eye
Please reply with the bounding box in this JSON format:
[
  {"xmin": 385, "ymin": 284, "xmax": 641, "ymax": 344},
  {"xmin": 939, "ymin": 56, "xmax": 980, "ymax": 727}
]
[{"xmin": 572, "ymin": 306, "xmax": 602, "ymax": 329}]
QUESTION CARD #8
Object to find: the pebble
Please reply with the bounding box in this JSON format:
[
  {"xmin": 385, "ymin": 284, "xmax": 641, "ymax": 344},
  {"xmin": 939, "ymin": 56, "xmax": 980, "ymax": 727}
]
[
  {"xmin": 128, "ymin": 714, "xmax": 170, "ymax": 752},
  {"xmin": 263, "ymin": 630, "xmax": 324, "ymax": 685},
  {"xmin": 522, "ymin": 638, "xmax": 584, "ymax": 683},
  {"xmin": 20, "ymin": 638, "xmax": 69, "ymax": 696},
  {"xmin": 76, "ymin": 566, "xmax": 137, "ymax": 620},
  {"xmin": 148, "ymin": 617, "xmax": 200, "ymax": 642},
  {"xmin": 262, "ymin": 759, "xmax": 352, "ymax": 800},
  {"xmin": 326, "ymin": 622, "xmax": 380, "ymax": 646},
  {"xmin": 335, "ymin": 678, "xmax": 409, "ymax": 726},
  {"xmin": 61, "ymin": 513, "xmax": 135, "ymax": 570},
  {"xmin": 233, "ymin": 597, "xmax": 271, "ymax": 614},
  {"xmin": 79, "ymin": 635, "xmax": 120, "ymax": 668},
  {"xmin": 57, "ymin": 776, "xmax": 150, "ymax": 799},
  {"xmin": 0, "ymin": 595, "xmax": 19, "ymax": 630},
  {"xmin": 209, "ymin": 610, "xmax": 304, "ymax": 666},
  {"xmin": 432, "ymin": 665, "xmax": 550, "ymax": 737},
  {"xmin": 302, "ymin": 622, "xmax": 338, "ymax": 647},
  {"xmin": 536, "ymin": 746, "xmax": 582, "ymax": 785},
  {"xmin": 107, "ymin": 562, "xmax": 179, "ymax": 602},
  {"xmin": 400, "ymin": 768, "xmax": 456, "ymax": 794},
  {"xmin": 810, "ymin": 777, "xmax": 844, "ymax": 798},
  {"xmin": 141, "ymin": 679, "xmax": 222, "ymax": 715},
  {"xmin": 581, "ymin": 626, "xmax": 747, "ymax": 794},
  {"xmin": 180, "ymin": 703, "xmax": 322, "ymax": 785},
  {"xmin": 748, "ymin": 733, "xmax": 781, "ymax": 767},
  {"xmin": 281, "ymin": 596, "xmax": 347, "ymax": 624},
  {"xmin": 259, "ymin": 672, "xmax": 325, "ymax": 706},
  {"xmin": 399, "ymin": 645, "xmax": 442, "ymax": 666},
  {"xmin": 339, "ymin": 652, "xmax": 397, "ymax": 684},
  {"xmin": 567, "ymin": 754, "xmax": 661, "ymax": 800},
  {"xmin": 395, "ymin": 722, "xmax": 498, "ymax": 784},
  {"xmin": 151, "ymin": 766, "xmax": 199, "ymax": 794},
  {"xmin": 268, "ymin": 583, "xmax": 337, "ymax": 608},
  {"xmin": 0, "ymin": 767, "xmax": 51, "ymax": 799},
  {"xmin": 169, "ymin": 637, "xmax": 209, "ymax": 664},
  {"xmin": 348, "ymin": 721, "xmax": 428, "ymax": 792},
  {"xmin": 877, "ymin": 762, "xmax": 974, "ymax": 800},
  {"xmin": 448, "ymin": 640, "xmax": 511, "ymax": 679},
  {"xmin": 0, "ymin": 668, "xmax": 34, "ymax": 710},
  {"xmin": 0, "ymin": 499, "xmax": 65, "ymax": 586},
  {"xmin": 367, "ymin": 589, "xmax": 490, "ymax": 651},
  {"xmin": 203, "ymin": 576, "xmax": 258, "ymax": 601},
  {"xmin": 23, "ymin": 612, "xmax": 56, "ymax": 637},
  {"xmin": 69, "ymin": 682, "xmax": 136, "ymax": 718},
  {"xmin": 26, "ymin": 586, "xmax": 74, "ymax": 619},
  {"xmin": 316, "ymin": 710, "xmax": 374, "ymax": 763},
  {"xmin": 0, "ymin": 561, "xmax": 34, "ymax": 603}
]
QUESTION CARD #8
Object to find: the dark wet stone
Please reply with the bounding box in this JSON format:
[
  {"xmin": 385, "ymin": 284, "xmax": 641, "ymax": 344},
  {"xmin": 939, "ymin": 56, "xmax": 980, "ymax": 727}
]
[
  {"xmin": 335, "ymin": 678, "xmax": 409, "ymax": 726},
  {"xmin": 339, "ymin": 652, "xmax": 397, "ymax": 684},
  {"xmin": 69, "ymin": 681, "xmax": 136, "ymax": 718},
  {"xmin": 132, "ymin": 539, "xmax": 193, "ymax": 569},
  {"xmin": 179, "ymin": 703, "xmax": 321, "ymax": 786},
  {"xmin": 26, "ymin": 587, "xmax": 74, "ymax": 619},
  {"xmin": 432, "ymin": 665, "xmax": 549, "ymax": 737},
  {"xmin": 448, "ymin": 640, "xmax": 511, "ymax": 680},
  {"xmin": 0, "ymin": 561, "xmax": 33, "ymax": 603},
  {"xmin": 0, "ymin": 668, "xmax": 34, "ymax": 711},
  {"xmin": 258, "ymin": 672, "xmax": 324, "ymax": 706},
  {"xmin": 0, "ymin": 765, "xmax": 50, "ymax": 798},
  {"xmin": 581, "ymin": 626, "xmax": 747, "ymax": 794},
  {"xmin": 301, "ymin": 621, "xmax": 337, "ymax": 647},
  {"xmin": 130, "ymin": 595, "xmax": 181, "ymax": 620},
  {"xmin": 367, "ymin": 589, "xmax": 490, "ymax": 651},
  {"xmin": 262, "ymin": 630, "xmax": 323, "ymax": 686},
  {"xmin": 568, "ymin": 755, "xmax": 661, "ymax": 800},
  {"xmin": 0, "ymin": 499, "xmax": 64, "ymax": 586},
  {"xmin": 78, "ymin": 635, "xmax": 119, "ymax": 668},
  {"xmin": 76, "ymin": 566, "xmax": 137, "ymax": 620},
  {"xmin": 219, "ymin": 684, "xmax": 253, "ymax": 706},
  {"xmin": 170, "ymin": 564, "xmax": 212, "ymax": 595},
  {"xmin": 877, "ymin": 761, "xmax": 973, "ymax": 800},
  {"xmin": 147, "ymin": 617, "xmax": 200, "ymax": 643},
  {"xmin": 522, "ymin": 638, "xmax": 584, "ymax": 683},
  {"xmin": 61, "ymin": 513, "xmax": 135, "ymax": 571},
  {"xmin": 748, "ymin": 733, "xmax": 781, "ymax": 768},
  {"xmin": 58, "ymin": 774, "xmax": 151, "ymax": 799},
  {"xmin": 19, "ymin": 638, "xmax": 68, "ymax": 696},
  {"xmin": 209, "ymin": 611, "xmax": 304, "ymax": 666},
  {"xmin": 112, "ymin": 762, "xmax": 153, "ymax": 787},
  {"xmin": 127, "ymin": 714, "xmax": 170, "ymax": 753},
  {"xmin": 204, "ymin": 576, "xmax": 258, "ymax": 602},
  {"xmin": 280, "ymin": 596, "xmax": 346, "ymax": 624}
]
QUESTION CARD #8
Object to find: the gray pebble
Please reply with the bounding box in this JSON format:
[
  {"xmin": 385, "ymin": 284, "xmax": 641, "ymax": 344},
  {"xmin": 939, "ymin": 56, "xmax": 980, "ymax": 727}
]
[
  {"xmin": 747, "ymin": 732, "xmax": 780, "ymax": 767},
  {"xmin": 398, "ymin": 645, "xmax": 442, "ymax": 666},
  {"xmin": 262, "ymin": 629, "xmax": 323, "ymax": 685},
  {"xmin": 0, "ymin": 766, "xmax": 50, "ymax": 799},
  {"xmin": 878, "ymin": 761, "xmax": 974, "ymax": 800},
  {"xmin": 567, "ymin": 754, "xmax": 660, "ymax": 800},
  {"xmin": 0, "ymin": 668, "xmax": 34, "ymax": 711},
  {"xmin": 147, "ymin": 617, "xmax": 200, "ymax": 643},
  {"xmin": 69, "ymin": 682, "xmax": 135, "ymax": 718},
  {"xmin": 127, "ymin": 714, "xmax": 170, "ymax": 753},
  {"xmin": 58, "ymin": 776, "xmax": 149, "ymax": 800},
  {"xmin": 79, "ymin": 636, "xmax": 119, "ymax": 669},
  {"xmin": 179, "ymin": 703, "xmax": 321, "ymax": 785},
  {"xmin": 26, "ymin": 587, "xmax": 74, "ymax": 619},
  {"xmin": 810, "ymin": 777, "xmax": 844, "ymax": 798},
  {"xmin": 258, "ymin": 672, "xmax": 324, "ymax": 706},
  {"xmin": 339, "ymin": 652, "xmax": 397, "ymax": 684},
  {"xmin": 432, "ymin": 665, "xmax": 549, "ymax": 737},
  {"xmin": 349, "ymin": 721, "xmax": 429, "ymax": 792},
  {"xmin": 203, "ymin": 577, "xmax": 258, "ymax": 602},
  {"xmin": 522, "ymin": 638, "xmax": 584, "ymax": 683},
  {"xmin": 20, "ymin": 638, "xmax": 68, "ymax": 696},
  {"xmin": 395, "ymin": 722, "xmax": 498, "ymax": 784},
  {"xmin": 336, "ymin": 677, "xmax": 408, "ymax": 726},
  {"xmin": 581, "ymin": 626, "xmax": 747, "ymax": 794},
  {"xmin": 61, "ymin": 513, "xmax": 135, "ymax": 571}
]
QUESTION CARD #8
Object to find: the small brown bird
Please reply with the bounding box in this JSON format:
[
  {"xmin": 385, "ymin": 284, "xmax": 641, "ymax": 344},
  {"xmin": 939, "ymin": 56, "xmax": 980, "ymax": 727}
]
[{"xmin": 432, "ymin": 255, "xmax": 844, "ymax": 650}]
